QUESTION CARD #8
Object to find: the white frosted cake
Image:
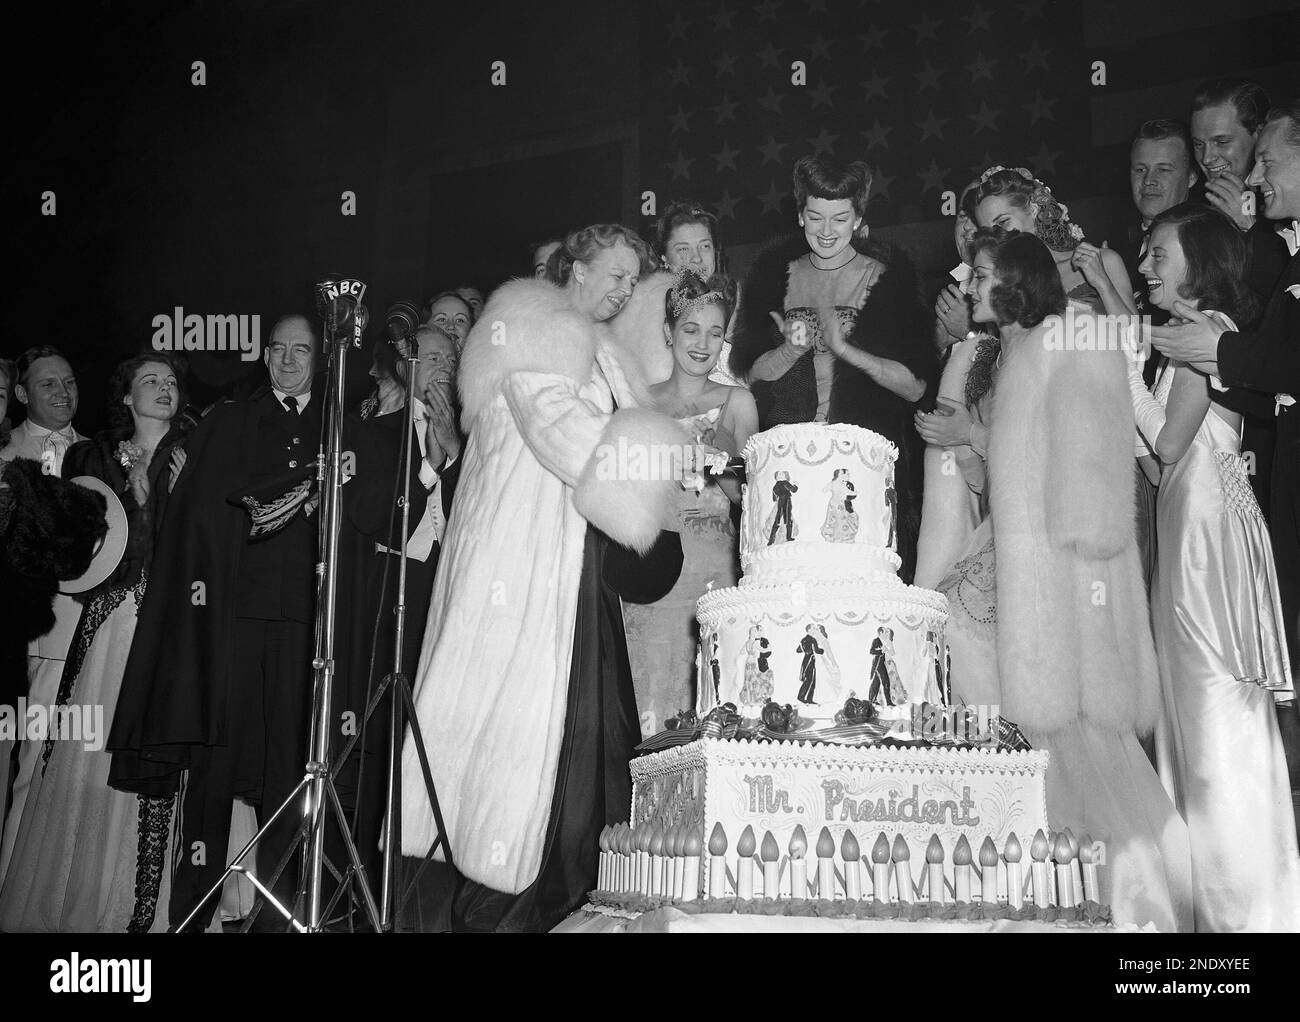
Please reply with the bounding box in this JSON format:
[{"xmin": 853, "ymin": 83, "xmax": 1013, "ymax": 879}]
[
  {"xmin": 698, "ymin": 423, "xmax": 948, "ymax": 723},
  {"xmin": 592, "ymin": 739, "xmax": 1110, "ymax": 921},
  {"xmin": 589, "ymin": 426, "xmax": 1111, "ymax": 923}
]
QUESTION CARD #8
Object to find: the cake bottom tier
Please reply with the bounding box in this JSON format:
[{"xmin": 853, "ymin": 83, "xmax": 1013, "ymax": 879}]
[{"xmin": 628, "ymin": 739, "xmax": 1058, "ymax": 901}]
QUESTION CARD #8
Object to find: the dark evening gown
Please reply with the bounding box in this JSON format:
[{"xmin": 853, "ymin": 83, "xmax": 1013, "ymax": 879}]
[{"xmin": 400, "ymin": 527, "xmax": 682, "ymax": 932}]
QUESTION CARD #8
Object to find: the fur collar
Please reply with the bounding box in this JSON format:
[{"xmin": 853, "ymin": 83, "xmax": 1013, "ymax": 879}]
[{"xmin": 457, "ymin": 277, "xmax": 661, "ymax": 429}]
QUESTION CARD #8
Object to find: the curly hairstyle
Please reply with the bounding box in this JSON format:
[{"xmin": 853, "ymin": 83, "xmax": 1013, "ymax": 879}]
[
  {"xmin": 792, "ymin": 156, "xmax": 873, "ymax": 219},
  {"xmin": 1147, "ymin": 203, "xmax": 1259, "ymax": 326},
  {"xmin": 545, "ymin": 223, "xmax": 656, "ymax": 285},
  {"xmin": 107, "ymin": 351, "xmax": 188, "ymax": 430},
  {"xmin": 968, "ymin": 227, "xmax": 1066, "ymax": 330},
  {"xmin": 655, "ymin": 200, "xmax": 725, "ymax": 273},
  {"xmin": 971, "ymin": 168, "xmax": 1083, "ymax": 252},
  {"xmin": 664, "ymin": 270, "xmax": 738, "ymax": 329}
]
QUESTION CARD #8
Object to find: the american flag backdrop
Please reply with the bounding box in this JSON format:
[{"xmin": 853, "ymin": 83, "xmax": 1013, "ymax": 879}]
[{"xmin": 637, "ymin": 0, "xmax": 1300, "ymax": 267}]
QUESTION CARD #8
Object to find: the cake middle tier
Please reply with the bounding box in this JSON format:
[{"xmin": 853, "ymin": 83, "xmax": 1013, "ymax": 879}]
[
  {"xmin": 697, "ymin": 579, "xmax": 949, "ymax": 722},
  {"xmin": 740, "ymin": 421, "xmax": 903, "ymax": 583}
]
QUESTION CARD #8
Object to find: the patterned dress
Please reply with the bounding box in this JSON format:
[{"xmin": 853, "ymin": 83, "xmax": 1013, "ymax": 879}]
[{"xmin": 624, "ymin": 403, "xmax": 739, "ymax": 735}]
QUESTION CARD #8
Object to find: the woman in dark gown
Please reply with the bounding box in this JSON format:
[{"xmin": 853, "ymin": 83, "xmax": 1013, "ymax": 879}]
[
  {"xmin": 730, "ymin": 156, "xmax": 935, "ymax": 581},
  {"xmin": 0, "ymin": 353, "xmax": 187, "ymax": 932}
]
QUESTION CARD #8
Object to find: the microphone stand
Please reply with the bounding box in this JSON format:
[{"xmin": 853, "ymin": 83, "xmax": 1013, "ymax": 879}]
[
  {"xmin": 376, "ymin": 352, "xmax": 455, "ymax": 930},
  {"xmin": 176, "ymin": 281, "xmax": 381, "ymax": 933},
  {"xmin": 321, "ymin": 346, "xmax": 453, "ymax": 931}
]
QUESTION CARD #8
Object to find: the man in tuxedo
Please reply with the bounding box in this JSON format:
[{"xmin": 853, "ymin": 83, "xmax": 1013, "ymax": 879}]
[
  {"xmin": 0, "ymin": 346, "xmax": 86, "ymax": 470},
  {"xmin": 0, "ymin": 346, "xmax": 89, "ymax": 884},
  {"xmin": 332, "ymin": 326, "xmax": 463, "ymax": 895},
  {"xmin": 1151, "ymin": 100, "xmax": 1300, "ymax": 780},
  {"xmin": 1191, "ymin": 79, "xmax": 1290, "ymax": 517},
  {"xmin": 867, "ymin": 627, "xmax": 894, "ymax": 708},
  {"xmin": 109, "ymin": 314, "xmax": 324, "ymax": 929},
  {"xmin": 1191, "ymin": 78, "xmax": 1289, "ymax": 301},
  {"xmin": 768, "ymin": 471, "xmax": 797, "ymax": 544}
]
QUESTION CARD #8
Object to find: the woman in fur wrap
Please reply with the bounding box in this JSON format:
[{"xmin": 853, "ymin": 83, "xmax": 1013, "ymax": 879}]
[
  {"xmin": 399, "ymin": 225, "xmax": 691, "ymax": 932},
  {"xmin": 729, "ymin": 157, "xmax": 935, "ymax": 581},
  {"xmin": 952, "ymin": 231, "xmax": 1193, "ymax": 931}
]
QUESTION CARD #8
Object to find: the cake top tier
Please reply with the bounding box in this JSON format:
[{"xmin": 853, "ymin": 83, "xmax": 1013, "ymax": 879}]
[
  {"xmin": 740, "ymin": 422, "xmax": 902, "ymax": 582},
  {"xmin": 742, "ymin": 422, "xmax": 898, "ymax": 468}
]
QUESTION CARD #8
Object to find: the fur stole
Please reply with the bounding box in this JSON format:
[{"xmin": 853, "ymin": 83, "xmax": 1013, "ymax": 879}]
[
  {"xmin": 456, "ymin": 277, "xmax": 688, "ymax": 554},
  {"xmin": 457, "ymin": 278, "xmax": 604, "ymax": 431},
  {"xmin": 988, "ymin": 319, "xmax": 1160, "ymax": 735}
]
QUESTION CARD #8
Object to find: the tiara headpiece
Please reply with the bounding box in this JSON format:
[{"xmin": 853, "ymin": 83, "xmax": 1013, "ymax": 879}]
[{"xmin": 670, "ymin": 287, "xmax": 726, "ymax": 319}]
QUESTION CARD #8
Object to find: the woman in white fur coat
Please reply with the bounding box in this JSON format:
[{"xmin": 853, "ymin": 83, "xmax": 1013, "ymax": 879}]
[
  {"xmin": 959, "ymin": 230, "xmax": 1193, "ymax": 932},
  {"xmin": 399, "ymin": 225, "xmax": 691, "ymax": 932}
]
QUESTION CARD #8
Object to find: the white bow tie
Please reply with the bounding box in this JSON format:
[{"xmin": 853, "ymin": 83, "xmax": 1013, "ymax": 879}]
[{"xmin": 1280, "ymin": 221, "xmax": 1299, "ymax": 258}]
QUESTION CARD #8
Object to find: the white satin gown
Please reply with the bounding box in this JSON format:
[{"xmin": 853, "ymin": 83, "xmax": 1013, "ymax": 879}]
[{"xmin": 1148, "ymin": 356, "xmax": 1300, "ymax": 932}]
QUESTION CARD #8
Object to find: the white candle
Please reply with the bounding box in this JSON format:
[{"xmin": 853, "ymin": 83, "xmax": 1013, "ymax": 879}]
[
  {"xmin": 892, "ymin": 834, "xmax": 913, "ymax": 905},
  {"xmin": 978, "ymin": 836, "xmax": 999, "ymax": 904},
  {"xmin": 708, "ymin": 823, "xmax": 728, "ymax": 899},
  {"xmin": 789, "ymin": 825, "xmax": 808, "ymax": 899},
  {"xmin": 1004, "ymin": 832, "xmax": 1023, "ymax": 910},
  {"xmin": 761, "ymin": 831, "xmax": 780, "ymax": 900},
  {"xmin": 598, "ymin": 826, "xmax": 608, "ymax": 891},
  {"xmin": 649, "ymin": 827, "xmax": 664, "ymax": 897},
  {"xmin": 672, "ymin": 826, "xmax": 688, "ymax": 900},
  {"xmin": 842, "ymin": 830, "xmax": 862, "ymax": 901},
  {"xmin": 925, "ymin": 834, "xmax": 945, "ymax": 905},
  {"xmin": 636, "ymin": 824, "xmax": 650, "ymax": 896},
  {"xmin": 737, "ymin": 825, "xmax": 756, "ymax": 900},
  {"xmin": 816, "ymin": 827, "xmax": 835, "ymax": 900},
  {"xmin": 1054, "ymin": 833, "xmax": 1076, "ymax": 909},
  {"xmin": 871, "ymin": 832, "xmax": 891, "ymax": 902},
  {"xmin": 952, "ymin": 834, "xmax": 972, "ymax": 903},
  {"xmin": 1045, "ymin": 831, "xmax": 1058, "ymax": 905},
  {"xmin": 683, "ymin": 828, "xmax": 702, "ymax": 902},
  {"xmin": 1078, "ymin": 832, "xmax": 1100, "ymax": 903},
  {"xmin": 1030, "ymin": 829, "xmax": 1051, "ymax": 909},
  {"xmin": 619, "ymin": 825, "xmax": 631, "ymax": 893}
]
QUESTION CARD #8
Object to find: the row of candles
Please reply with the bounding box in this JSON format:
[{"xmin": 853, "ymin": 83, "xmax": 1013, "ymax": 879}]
[{"xmin": 597, "ymin": 821, "xmax": 1102, "ymax": 908}]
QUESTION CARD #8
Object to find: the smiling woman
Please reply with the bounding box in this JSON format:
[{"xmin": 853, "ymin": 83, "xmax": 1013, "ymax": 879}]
[
  {"xmin": 729, "ymin": 155, "xmax": 935, "ymax": 581},
  {"xmin": 623, "ymin": 270, "xmax": 757, "ymax": 738},
  {"xmin": 400, "ymin": 224, "xmax": 692, "ymax": 931}
]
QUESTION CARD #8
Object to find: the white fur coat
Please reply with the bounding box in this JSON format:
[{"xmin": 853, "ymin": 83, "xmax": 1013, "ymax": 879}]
[
  {"xmin": 989, "ymin": 318, "xmax": 1161, "ymax": 736},
  {"xmin": 401, "ymin": 278, "xmax": 689, "ymax": 893}
]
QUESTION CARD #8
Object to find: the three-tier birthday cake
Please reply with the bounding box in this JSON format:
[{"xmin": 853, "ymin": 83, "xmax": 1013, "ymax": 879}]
[{"xmin": 588, "ymin": 424, "xmax": 1109, "ymax": 925}]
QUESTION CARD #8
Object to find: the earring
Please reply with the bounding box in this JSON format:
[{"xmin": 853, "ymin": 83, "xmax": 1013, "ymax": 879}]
[{"xmin": 665, "ymin": 337, "xmax": 673, "ymax": 347}]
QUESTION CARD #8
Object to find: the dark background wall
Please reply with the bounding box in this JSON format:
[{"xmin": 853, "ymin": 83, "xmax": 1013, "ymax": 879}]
[{"xmin": 6, "ymin": 0, "xmax": 1298, "ymax": 431}]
